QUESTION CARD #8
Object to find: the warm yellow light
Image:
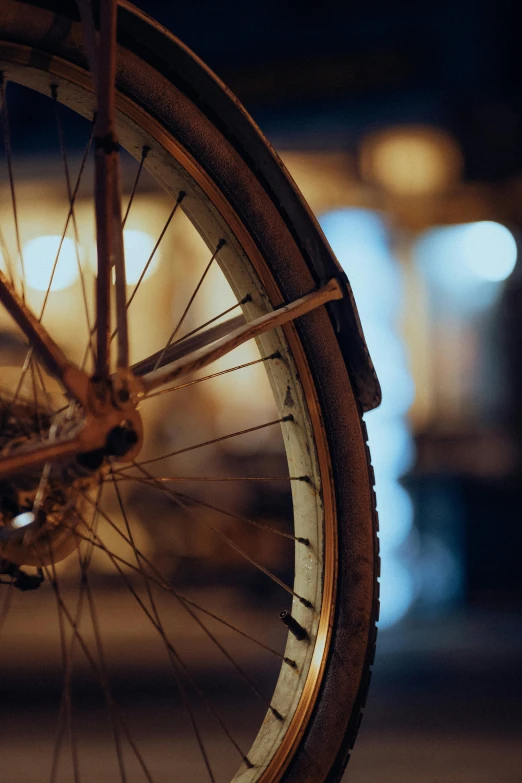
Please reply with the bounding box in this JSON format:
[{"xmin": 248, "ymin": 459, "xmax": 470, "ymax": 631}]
[
  {"xmin": 90, "ymin": 230, "xmax": 159, "ymax": 285},
  {"xmin": 361, "ymin": 126, "xmax": 463, "ymax": 196},
  {"xmin": 22, "ymin": 235, "xmax": 79, "ymax": 291},
  {"xmin": 0, "ymin": 249, "xmax": 8, "ymax": 280}
]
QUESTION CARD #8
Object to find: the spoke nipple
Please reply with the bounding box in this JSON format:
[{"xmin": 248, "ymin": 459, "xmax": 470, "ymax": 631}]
[
  {"xmin": 241, "ymin": 293, "xmax": 252, "ymax": 304},
  {"xmin": 216, "ymin": 238, "xmax": 226, "ymax": 251},
  {"xmin": 298, "ymin": 596, "xmax": 313, "ymax": 609},
  {"xmin": 298, "ymin": 475, "xmax": 311, "ymax": 483},
  {"xmin": 177, "ymin": 190, "xmax": 186, "ymax": 204},
  {"xmin": 297, "ymin": 537, "xmax": 310, "ymax": 546},
  {"xmin": 142, "ymin": 144, "xmax": 151, "ymax": 158},
  {"xmin": 270, "ymin": 706, "xmax": 284, "ymax": 721},
  {"xmin": 269, "ymin": 351, "xmax": 282, "ymax": 361},
  {"xmin": 243, "ymin": 756, "xmax": 254, "ymax": 769},
  {"xmin": 50, "ymin": 83, "xmax": 58, "ymax": 100},
  {"xmin": 282, "ymin": 414, "xmax": 294, "ymax": 423},
  {"xmin": 280, "ymin": 610, "xmax": 308, "ymax": 640},
  {"xmin": 284, "ymin": 656, "xmax": 297, "ymax": 668}
]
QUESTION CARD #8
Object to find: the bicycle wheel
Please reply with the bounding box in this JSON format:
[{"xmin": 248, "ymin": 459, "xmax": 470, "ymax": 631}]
[{"xmin": 0, "ymin": 2, "xmax": 379, "ymax": 781}]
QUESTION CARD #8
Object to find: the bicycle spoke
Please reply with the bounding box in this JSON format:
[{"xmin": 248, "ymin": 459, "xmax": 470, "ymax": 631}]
[
  {"xmin": 115, "ymin": 474, "xmax": 307, "ymax": 483},
  {"xmin": 33, "ymin": 498, "xmax": 156, "ymax": 783},
  {"xmin": 70, "ymin": 509, "xmax": 215, "ymax": 776},
  {"xmin": 29, "ymin": 356, "xmax": 41, "ymax": 432},
  {"xmin": 28, "ymin": 495, "xmax": 125, "ymax": 783},
  {"xmin": 171, "ymin": 296, "xmax": 249, "ymax": 348},
  {"xmin": 52, "ymin": 86, "xmax": 95, "ymax": 366},
  {"xmin": 143, "ymin": 354, "xmax": 278, "ymax": 399},
  {"xmin": 39, "ymin": 131, "xmax": 93, "ymax": 327},
  {"xmin": 104, "ymin": 192, "xmax": 186, "ymax": 356},
  {"xmin": 34, "ymin": 360, "xmax": 58, "ymax": 415},
  {"xmin": 122, "ymin": 145, "xmax": 149, "ymax": 227},
  {"xmin": 50, "ymin": 488, "xmax": 103, "ymax": 783},
  {"xmin": 109, "ymin": 476, "xmax": 278, "ymax": 722},
  {"xmin": 0, "ymin": 74, "xmax": 26, "ymax": 299},
  {"xmin": 120, "ymin": 193, "xmax": 185, "ymax": 317},
  {"xmin": 109, "ymin": 478, "xmax": 227, "ymax": 779},
  {"xmin": 0, "ymin": 225, "xmax": 15, "ymax": 286},
  {"xmin": 48, "ymin": 555, "xmax": 81, "ymax": 783},
  {"xmin": 104, "ymin": 548, "xmax": 218, "ymax": 783},
  {"xmin": 111, "ymin": 486, "xmax": 284, "ymax": 721},
  {"xmin": 152, "ymin": 239, "xmax": 225, "ymax": 372},
  {"xmin": 0, "ymin": 270, "xmax": 89, "ymax": 407},
  {"xmin": 121, "ymin": 415, "xmax": 291, "ymax": 470},
  {"xmin": 82, "ymin": 556, "xmax": 128, "ymax": 781},
  {"xmin": 9, "ymin": 128, "xmax": 93, "ymax": 407},
  {"xmin": 118, "ymin": 416, "xmax": 292, "ymax": 474},
  {"xmin": 121, "ymin": 481, "xmax": 307, "ymax": 545},
  {"xmin": 79, "ymin": 486, "xmax": 272, "ymax": 760},
  {"xmin": 39, "ymin": 556, "xmax": 155, "ymax": 783},
  {"xmin": 63, "ymin": 519, "xmax": 294, "ymax": 665},
  {"xmin": 119, "ymin": 465, "xmax": 311, "ymax": 605},
  {"xmin": 49, "ymin": 573, "xmax": 89, "ymax": 780}
]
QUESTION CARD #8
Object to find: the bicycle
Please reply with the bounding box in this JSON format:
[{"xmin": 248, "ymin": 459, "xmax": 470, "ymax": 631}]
[{"xmin": 0, "ymin": 2, "xmax": 380, "ymax": 780}]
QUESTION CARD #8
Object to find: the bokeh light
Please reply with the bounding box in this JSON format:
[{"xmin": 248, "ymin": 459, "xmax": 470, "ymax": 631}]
[
  {"xmin": 123, "ymin": 229, "xmax": 158, "ymax": 284},
  {"xmin": 89, "ymin": 230, "xmax": 159, "ymax": 285},
  {"xmin": 360, "ymin": 125, "xmax": 463, "ymax": 196},
  {"xmin": 460, "ymin": 221, "xmax": 517, "ymax": 282},
  {"xmin": 22, "ymin": 235, "xmax": 78, "ymax": 291},
  {"xmin": 321, "ymin": 208, "xmax": 416, "ymax": 628},
  {"xmin": 12, "ymin": 511, "xmax": 35, "ymax": 529},
  {"xmin": 415, "ymin": 221, "xmax": 518, "ymax": 311},
  {"xmin": 379, "ymin": 557, "xmax": 415, "ymax": 629}
]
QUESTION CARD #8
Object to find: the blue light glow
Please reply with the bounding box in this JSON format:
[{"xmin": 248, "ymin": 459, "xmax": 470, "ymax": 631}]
[
  {"xmin": 460, "ymin": 222, "xmax": 517, "ymax": 282},
  {"xmin": 378, "ymin": 557, "xmax": 415, "ymax": 629},
  {"xmin": 320, "ymin": 210, "xmax": 402, "ymax": 323},
  {"xmin": 12, "ymin": 511, "xmax": 35, "ymax": 529},
  {"xmin": 362, "ymin": 324, "xmax": 416, "ymax": 417},
  {"xmin": 376, "ymin": 481, "xmax": 414, "ymax": 552},
  {"xmin": 365, "ymin": 416, "xmax": 415, "ymax": 480},
  {"xmin": 321, "ymin": 208, "xmax": 415, "ymax": 628},
  {"xmin": 415, "ymin": 221, "xmax": 518, "ymax": 312}
]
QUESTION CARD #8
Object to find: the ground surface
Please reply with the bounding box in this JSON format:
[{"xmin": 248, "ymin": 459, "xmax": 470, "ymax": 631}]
[
  {"xmin": 346, "ymin": 610, "xmax": 522, "ymax": 783},
  {"xmin": 2, "ymin": 589, "xmax": 521, "ymax": 782}
]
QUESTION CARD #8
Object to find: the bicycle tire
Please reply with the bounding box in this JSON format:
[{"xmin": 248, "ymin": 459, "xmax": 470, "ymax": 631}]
[{"xmin": 0, "ymin": 2, "xmax": 380, "ymax": 781}]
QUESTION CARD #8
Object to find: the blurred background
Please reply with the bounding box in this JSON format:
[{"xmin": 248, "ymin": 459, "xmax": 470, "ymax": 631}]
[{"xmin": 2, "ymin": 0, "xmax": 522, "ymax": 780}]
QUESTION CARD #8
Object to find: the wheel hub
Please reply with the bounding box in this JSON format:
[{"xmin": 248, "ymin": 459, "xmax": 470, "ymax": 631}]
[{"xmin": 0, "ymin": 378, "xmax": 143, "ymax": 569}]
